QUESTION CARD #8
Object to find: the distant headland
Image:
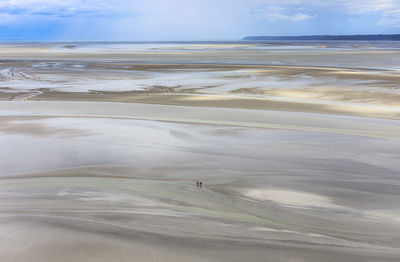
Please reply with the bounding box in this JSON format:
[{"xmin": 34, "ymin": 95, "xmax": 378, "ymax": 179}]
[{"xmin": 242, "ymin": 34, "xmax": 400, "ymax": 41}]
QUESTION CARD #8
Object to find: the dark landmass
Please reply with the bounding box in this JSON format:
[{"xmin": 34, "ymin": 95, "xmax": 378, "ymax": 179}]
[{"xmin": 243, "ymin": 34, "xmax": 400, "ymax": 41}]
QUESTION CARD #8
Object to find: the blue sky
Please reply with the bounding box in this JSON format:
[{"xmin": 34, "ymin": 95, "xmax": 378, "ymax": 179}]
[{"xmin": 0, "ymin": 0, "xmax": 399, "ymax": 40}]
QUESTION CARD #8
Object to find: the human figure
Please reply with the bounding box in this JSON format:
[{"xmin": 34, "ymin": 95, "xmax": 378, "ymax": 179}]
[
  {"xmin": 196, "ymin": 181, "xmax": 199, "ymax": 187},
  {"xmin": 199, "ymin": 181, "xmax": 202, "ymax": 188}
]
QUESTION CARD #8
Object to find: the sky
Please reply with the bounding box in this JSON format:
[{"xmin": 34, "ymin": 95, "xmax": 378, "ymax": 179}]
[{"xmin": 0, "ymin": 0, "xmax": 399, "ymax": 41}]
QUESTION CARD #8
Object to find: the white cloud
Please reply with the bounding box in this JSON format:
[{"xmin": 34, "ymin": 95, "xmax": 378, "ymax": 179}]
[
  {"xmin": 0, "ymin": 0, "xmax": 121, "ymax": 26},
  {"xmin": 0, "ymin": 12, "xmax": 17, "ymax": 25},
  {"xmin": 266, "ymin": 12, "xmax": 314, "ymax": 22},
  {"xmin": 0, "ymin": 0, "xmax": 117, "ymax": 17},
  {"xmin": 378, "ymin": 9, "xmax": 400, "ymax": 26},
  {"xmin": 0, "ymin": 0, "xmax": 399, "ymax": 39},
  {"xmin": 291, "ymin": 13, "xmax": 314, "ymax": 21},
  {"xmin": 340, "ymin": 0, "xmax": 400, "ymax": 26},
  {"xmin": 343, "ymin": 0, "xmax": 399, "ymax": 13}
]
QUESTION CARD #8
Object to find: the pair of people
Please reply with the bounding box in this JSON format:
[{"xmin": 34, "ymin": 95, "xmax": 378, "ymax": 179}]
[{"xmin": 196, "ymin": 181, "xmax": 203, "ymax": 188}]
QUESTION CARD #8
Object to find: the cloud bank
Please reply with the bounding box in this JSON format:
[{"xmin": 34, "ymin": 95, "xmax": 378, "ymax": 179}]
[{"xmin": 0, "ymin": 0, "xmax": 399, "ymax": 40}]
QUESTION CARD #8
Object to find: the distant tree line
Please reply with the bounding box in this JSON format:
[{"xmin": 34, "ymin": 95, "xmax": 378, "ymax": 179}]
[{"xmin": 242, "ymin": 34, "xmax": 400, "ymax": 41}]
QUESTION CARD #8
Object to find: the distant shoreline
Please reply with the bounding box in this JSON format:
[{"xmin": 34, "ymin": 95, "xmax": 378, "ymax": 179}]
[{"xmin": 243, "ymin": 34, "xmax": 400, "ymax": 41}]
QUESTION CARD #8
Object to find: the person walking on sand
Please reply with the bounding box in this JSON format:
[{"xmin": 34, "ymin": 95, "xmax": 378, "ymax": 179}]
[
  {"xmin": 199, "ymin": 181, "xmax": 202, "ymax": 188},
  {"xmin": 196, "ymin": 181, "xmax": 199, "ymax": 187}
]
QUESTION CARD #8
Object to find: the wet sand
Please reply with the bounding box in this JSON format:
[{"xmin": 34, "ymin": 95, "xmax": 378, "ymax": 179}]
[
  {"xmin": 1, "ymin": 102, "xmax": 400, "ymax": 261},
  {"xmin": 1, "ymin": 42, "xmax": 400, "ymax": 261},
  {"xmin": 1, "ymin": 59, "xmax": 400, "ymax": 119}
]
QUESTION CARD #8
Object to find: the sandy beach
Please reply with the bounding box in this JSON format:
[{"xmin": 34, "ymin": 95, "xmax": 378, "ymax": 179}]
[{"xmin": 1, "ymin": 42, "xmax": 400, "ymax": 261}]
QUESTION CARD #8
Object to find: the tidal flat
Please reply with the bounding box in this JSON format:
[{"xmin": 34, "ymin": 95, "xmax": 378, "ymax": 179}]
[{"xmin": 1, "ymin": 42, "xmax": 400, "ymax": 261}]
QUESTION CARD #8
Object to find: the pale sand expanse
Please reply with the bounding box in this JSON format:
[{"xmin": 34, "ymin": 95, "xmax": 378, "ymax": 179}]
[
  {"xmin": 0, "ymin": 61, "xmax": 400, "ymax": 120},
  {"xmin": 1, "ymin": 43, "xmax": 400, "ymax": 120},
  {"xmin": 2, "ymin": 101, "xmax": 400, "ymax": 139},
  {"xmin": 1, "ymin": 42, "xmax": 400, "ymax": 69},
  {"xmin": 1, "ymin": 42, "xmax": 400, "ymax": 261},
  {"xmin": 1, "ymin": 102, "xmax": 400, "ymax": 261},
  {"xmin": 243, "ymin": 189, "xmax": 342, "ymax": 209}
]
